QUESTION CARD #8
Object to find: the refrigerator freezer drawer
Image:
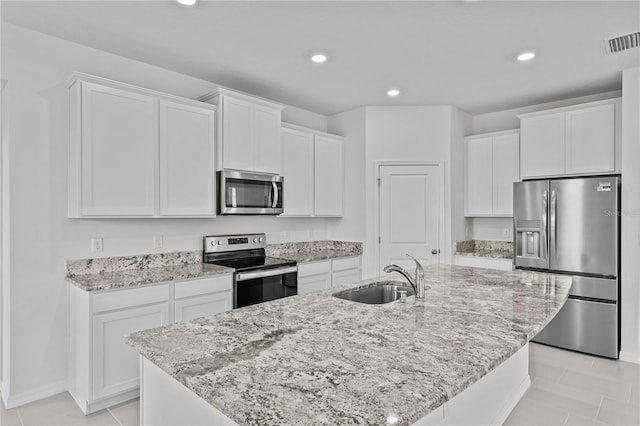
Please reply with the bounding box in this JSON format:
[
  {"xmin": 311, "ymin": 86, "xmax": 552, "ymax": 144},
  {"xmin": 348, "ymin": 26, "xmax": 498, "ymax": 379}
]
[
  {"xmin": 569, "ymin": 276, "xmax": 617, "ymax": 301},
  {"xmin": 532, "ymin": 298, "xmax": 618, "ymax": 359}
]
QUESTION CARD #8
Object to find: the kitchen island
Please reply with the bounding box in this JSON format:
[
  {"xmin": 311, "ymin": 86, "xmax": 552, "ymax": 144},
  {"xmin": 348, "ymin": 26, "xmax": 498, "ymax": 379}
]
[{"xmin": 126, "ymin": 264, "xmax": 571, "ymax": 425}]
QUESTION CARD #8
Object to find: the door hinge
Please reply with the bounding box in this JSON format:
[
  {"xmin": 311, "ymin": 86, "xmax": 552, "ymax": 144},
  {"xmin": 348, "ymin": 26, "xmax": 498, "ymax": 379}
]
[
  {"xmin": 377, "ymin": 178, "xmax": 381, "ymax": 187},
  {"xmin": 378, "ymin": 236, "xmax": 381, "ymax": 244}
]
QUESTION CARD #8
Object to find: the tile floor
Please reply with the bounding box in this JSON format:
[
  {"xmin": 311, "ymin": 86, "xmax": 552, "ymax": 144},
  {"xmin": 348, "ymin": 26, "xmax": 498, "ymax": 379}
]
[{"xmin": 1, "ymin": 343, "xmax": 638, "ymax": 425}]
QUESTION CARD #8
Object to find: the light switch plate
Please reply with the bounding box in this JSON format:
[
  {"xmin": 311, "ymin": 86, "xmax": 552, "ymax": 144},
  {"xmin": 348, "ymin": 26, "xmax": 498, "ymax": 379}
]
[{"xmin": 153, "ymin": 235, "xmax": 163, "ymax": 249}]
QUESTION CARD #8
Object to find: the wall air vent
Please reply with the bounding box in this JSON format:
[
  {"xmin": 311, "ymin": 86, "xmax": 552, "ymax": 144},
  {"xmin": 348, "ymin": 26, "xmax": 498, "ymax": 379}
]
[{"xmin": 604, "ymin": 32, "xmax": 640, "ymax": 54}]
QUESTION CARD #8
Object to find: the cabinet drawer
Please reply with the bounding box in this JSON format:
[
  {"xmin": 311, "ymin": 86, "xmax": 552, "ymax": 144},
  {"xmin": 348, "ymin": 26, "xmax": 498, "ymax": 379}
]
[
  {"xmin": 174, "ymin": 275, "xmax": 233, "ymax": 299},
  {"xmin": 297, "ymin": 260, "xmax": 332, "ymax": 277},
  {"xmin": 93, "ymin": 284, "xmax": 170, "ymax": 313},
  {"xmin": 332, "ymin": 256, "xmax": 360, "ymax": 272}
]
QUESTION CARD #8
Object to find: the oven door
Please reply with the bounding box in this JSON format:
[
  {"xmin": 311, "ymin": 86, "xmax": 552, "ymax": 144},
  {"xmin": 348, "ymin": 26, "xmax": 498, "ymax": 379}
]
[
  {"xmin": 234, "ymin": 266, "xmax": 297, "ymax": 308},
  {"xmin": 218, "ymin": 170, "xmax": 283, "ymax": 215}
]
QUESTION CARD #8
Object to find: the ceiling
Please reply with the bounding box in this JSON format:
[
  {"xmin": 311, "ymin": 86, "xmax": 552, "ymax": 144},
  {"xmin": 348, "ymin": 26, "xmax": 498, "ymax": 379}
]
[{"xmin": 2, "ymin": 1, "xmax": 639, "ymax": 116}]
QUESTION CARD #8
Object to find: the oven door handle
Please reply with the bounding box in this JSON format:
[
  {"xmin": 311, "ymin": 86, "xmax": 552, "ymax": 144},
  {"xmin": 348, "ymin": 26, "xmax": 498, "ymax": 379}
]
[{"xmin": 236, "ymin": 266, "xmax": 297, "ymax": 282}]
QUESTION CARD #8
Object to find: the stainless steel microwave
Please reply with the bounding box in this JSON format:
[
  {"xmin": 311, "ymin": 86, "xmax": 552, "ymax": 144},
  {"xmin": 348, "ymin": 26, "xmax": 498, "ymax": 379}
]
[{"xmin": 217, "ymin": 170, "xmax": 284, "ymax": 215}]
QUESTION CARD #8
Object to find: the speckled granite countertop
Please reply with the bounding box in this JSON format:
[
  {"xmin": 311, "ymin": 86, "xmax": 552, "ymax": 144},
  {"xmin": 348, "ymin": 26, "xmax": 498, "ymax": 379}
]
[
  {"xmin": 455, "ymin": 240, "xmax": 513, "ymax": 259},
  {"xmin": 68, "ymin": 263, "xmax": 234, "ymax": 292},
  {"xmin": 126, "ymin": 264, "xmax": 571, "ymax": 426},
  {"xmin": 266, "ymin": 240, "xmax": 362, "ymax": 263},
  {"xmin": 66, "ymin": 251, "xmax": 233, "ymax": 292}
]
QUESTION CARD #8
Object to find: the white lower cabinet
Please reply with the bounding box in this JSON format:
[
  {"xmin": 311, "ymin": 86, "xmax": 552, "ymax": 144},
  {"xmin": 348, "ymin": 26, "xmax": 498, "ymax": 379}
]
[
  {"xmin": 174, "ymin": 276, "xmax": 233, "ymax": 322},
  {"xmin": 68, "ymin": 274, "xmax": 232, "ymax": 414},
  {"xmin": 297, "ymin": 260, "xmax": 332, "ymax": 295},
  {"xmin": 331, "ymin": 256, "xmax": 362, "ymax": 287},
  {"xmin": 297, "ymin": 256, "xmax": 362, "ymax": 295},
  {"xmin": 93, "ymin": 303, "xmax": 171, "ymax": 400},
  {"xmin": 454, "ymin": 255, "xmax": 513, "ymax": 271}
]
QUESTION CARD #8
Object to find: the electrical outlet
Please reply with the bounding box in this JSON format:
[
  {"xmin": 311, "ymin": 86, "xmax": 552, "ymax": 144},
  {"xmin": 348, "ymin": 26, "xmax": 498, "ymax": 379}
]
[
  {"xmin": 91, "ymin": 237, "xmax": 103, "ymax": 253},
  {"xmin": 153, "ymin": 235, "xmax": 163, "ymax": 249},
  {"xmin": 502, "ymin": 228, "xmax": 510, "ymax": 238}
]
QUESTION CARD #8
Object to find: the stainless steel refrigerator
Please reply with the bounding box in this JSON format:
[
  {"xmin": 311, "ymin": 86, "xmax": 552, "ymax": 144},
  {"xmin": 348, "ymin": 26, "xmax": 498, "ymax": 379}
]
[{"xmin": 513, "ymin": 175, "xmax": 620, "ymax": 359}]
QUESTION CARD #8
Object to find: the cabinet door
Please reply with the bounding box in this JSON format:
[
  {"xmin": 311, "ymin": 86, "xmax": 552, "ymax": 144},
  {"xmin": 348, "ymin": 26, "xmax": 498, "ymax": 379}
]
[
  {"xmin": 221, "ymin": 96, "xmax": 254, "ymax": 171},
  {"xmin": 280, "ymin": 128, "xmax": 314, "ymax": 216},
  {"xmin": 520, "ymin": 112, "xmax": 565, "ymax": 178},
  {"xmin": 93, "ymin": 302, "xmax": 170, "ymax": 399},
  {"xmin": 314, "ymin": 136, "xmax": 344, "ymax": 216},
  {"xmin": 298, "ymin": 261, "xmax": 332, "ymax": 295},
  {"xmin": 159, "ymin": 100, "xmax": 216, "ymax": 216},
  {"xmin": 175, "ymin": 291, "xmax": 232, "ymax": 323},
  {"xmin": 298, "ymin": 273, "xmax": 332, "ymax": 295},
  {"xmin": 332, "ymin": 268, "xmax": 361, "ymax": 288},
  {"xmin": 465, "ymin": 137, "xmax": 493, "ymax": 216},
  {"xmin": 492, "ymin": 133, "xmax": 519, "ymax": 216},
  {"xmin": 253, "ymin": 105, "xmax": 282, "ymax": 174},
  {"xmin": 81, "ymin": 82, "xmax": 157, "ymax": 216},
  {"xmin": 565, "ymin": 104, "xmax": 615, "ymax": 175}
]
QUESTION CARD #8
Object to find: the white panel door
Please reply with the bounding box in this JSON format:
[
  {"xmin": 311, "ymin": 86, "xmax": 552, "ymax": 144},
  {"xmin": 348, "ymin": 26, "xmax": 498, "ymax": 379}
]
[
  {"xmin": 492, "ymin": 132, "xmax": 519, "ymax": 216},
  {"xmin": 221, "ymin": 96, "xmax": 253, "ymax": 171},
  {"xmin": 280, "ymin": 128, "xmax": 314, "ymax": 216},
  {"xmin": 314, "ymin": 136, "xmax": 343, "ymax": 216},
  {"xmin": 565, "ymin": 104, "xmax": 615, "ymax": 175},
  {"xmin": 465, "ymin": 137, "xmax": 493, "ymax": 216},
  {"xmin": 520, "ymin": 112, "xmax": 565, "ymax": 178},
  {"xmin": 253, "ymin": 105, "xmax": 282, "ymax": 174},
  {"xmin": 92, "ymin": 302, "xmax": 170, "ymax": 399},
  {"xmin": 81, "ymin": 82, "xmax": 156, "ymax": 216},
  {"xmin": 159, "ymin": 100, "xmax": 216, "ymax": 216},
  {"xmin": 379, "ymin": 164, "xmax": 441, "ymax": 274},
  {"xmin": 174, "ymin": 291, "xmax": 232, "ymax": 323}
]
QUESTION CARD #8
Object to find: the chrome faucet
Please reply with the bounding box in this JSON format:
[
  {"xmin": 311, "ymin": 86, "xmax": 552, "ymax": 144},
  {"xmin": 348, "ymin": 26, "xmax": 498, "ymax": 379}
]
[{"xmin": 383, "ymin": 254, "xmax": 425, "ymax": 299}]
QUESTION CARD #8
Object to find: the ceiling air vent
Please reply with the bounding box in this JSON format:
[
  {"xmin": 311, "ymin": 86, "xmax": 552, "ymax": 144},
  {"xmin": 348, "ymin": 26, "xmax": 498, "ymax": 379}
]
[{"xmin": 604, "ymin": 32, "xmax": 640, "ymax": 54}]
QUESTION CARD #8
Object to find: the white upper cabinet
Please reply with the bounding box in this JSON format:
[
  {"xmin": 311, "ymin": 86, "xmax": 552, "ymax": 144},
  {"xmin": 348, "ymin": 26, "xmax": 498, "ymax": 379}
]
[
  {"xmin": 67, "ymin": 73, "xmax": 217, "ymax": 218},
  {"xmin": 519, "ymin": 98, "xmax": 620, "ymax": 179},
  {"xmin": 314, "ymin": 136, "xmax": 344, "ymax": 216},
  {"xmin": 159, "ymin": 100, "xmax": 216, "ymax": 216},
  {"xmin": 200, "ymin": 88, "xmax": 284, "ymax": 174},
  {"xmin": 76, "ymin": 82, "xmax": 157, "ymax": 216},
  {"xmin": 464, "ymin": 130, "xmax": 519, "ymax": 217},
  {"xmin": 280, "ymin": 123, "xmax": 344, "ymax": 217},
  {"xmin": 565, "ymin": 103, "xmax": 615, "ymax": 175},
  {"xmin": 281, "ymin": 127, "xmax": 314, "ymax": 216}
]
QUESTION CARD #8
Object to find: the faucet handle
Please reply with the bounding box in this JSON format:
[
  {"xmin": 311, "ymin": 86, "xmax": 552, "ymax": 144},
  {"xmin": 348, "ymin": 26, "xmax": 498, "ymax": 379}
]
[{"xmin": 405, "ymin": 254, "xmax": 423, "ymax": 273}]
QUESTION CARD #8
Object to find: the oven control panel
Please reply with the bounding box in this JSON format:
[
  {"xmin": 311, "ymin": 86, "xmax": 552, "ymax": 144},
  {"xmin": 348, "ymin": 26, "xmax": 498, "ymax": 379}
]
[{"xmin": 204, "ymin": 233, "xmax": 266, "ymax": 253}]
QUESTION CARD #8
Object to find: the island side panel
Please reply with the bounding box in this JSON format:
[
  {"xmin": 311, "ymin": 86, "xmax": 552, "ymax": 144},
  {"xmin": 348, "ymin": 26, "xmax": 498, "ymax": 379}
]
[
  {"xmin": 140, "ymin": 357, "xmax": 237, "ymax": 426},
  {"xmin": 416, "ymin": 343, "xmax": 530, "ymax": 425}
]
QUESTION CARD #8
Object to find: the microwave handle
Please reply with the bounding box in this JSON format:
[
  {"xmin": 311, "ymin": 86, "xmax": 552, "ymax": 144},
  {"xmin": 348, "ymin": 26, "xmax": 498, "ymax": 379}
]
[{"xmin": 272, "ymin": 182, "xmax": 279, "ymax": 208}]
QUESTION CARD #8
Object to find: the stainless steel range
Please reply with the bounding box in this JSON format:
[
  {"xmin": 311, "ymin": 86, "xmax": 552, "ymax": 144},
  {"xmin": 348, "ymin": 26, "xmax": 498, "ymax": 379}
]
[{"xmin": 203, "ymin": 233, "xmax": 297, "ymax": 308}]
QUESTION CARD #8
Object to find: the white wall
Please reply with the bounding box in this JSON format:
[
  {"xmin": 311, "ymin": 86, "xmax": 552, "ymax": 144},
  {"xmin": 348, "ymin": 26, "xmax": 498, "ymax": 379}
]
[
  {"xmin": 0, "ymin": 23, "xmax": 335, "ymax": 402},
  {"xmin": 620, "ymin": 67, "xmax": 640, "ymax": 363},
  {"xmin": 449, "ymin": 106, "xmax": 473, "ymax": 249},
  {"xmin": 362, "ymin": 106, "xmax": 453, "ymax": 278}
]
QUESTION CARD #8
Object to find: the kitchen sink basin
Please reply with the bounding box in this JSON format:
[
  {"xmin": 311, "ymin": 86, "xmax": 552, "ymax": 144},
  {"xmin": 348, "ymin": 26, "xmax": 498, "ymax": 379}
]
[{"xmin": 333, "ymin": 281, "xmax": 415, "ymax": 304}]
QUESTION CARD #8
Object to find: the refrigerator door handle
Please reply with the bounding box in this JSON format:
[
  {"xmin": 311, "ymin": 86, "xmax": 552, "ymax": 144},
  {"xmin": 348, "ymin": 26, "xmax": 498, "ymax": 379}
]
[
  {"xmin": 541, "ymin": 190, "xmax": 548, "ymax": 260},
  {"xmin": 550, "ymin": 189, "xmax": 557, "ymax": 259}
]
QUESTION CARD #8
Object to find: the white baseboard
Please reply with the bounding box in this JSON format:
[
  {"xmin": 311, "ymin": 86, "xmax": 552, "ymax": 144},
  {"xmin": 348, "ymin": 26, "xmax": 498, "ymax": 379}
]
[
  {"xmin": 1, "ymin": 380, "xmax": 9, "ymax": 408},
  {"xmin": 619, "ymin": 351, "xmax": 640, "ymax": 364},
  {"xmin": 0, "ymin": 380, "xmax": 67, "ymax": 409}
]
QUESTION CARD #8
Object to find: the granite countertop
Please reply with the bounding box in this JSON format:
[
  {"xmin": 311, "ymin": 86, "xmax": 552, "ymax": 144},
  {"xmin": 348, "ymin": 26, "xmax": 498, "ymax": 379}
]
[
  {"xmin": 266, "ymin": 240, "xmax": 362, "ymax": 264},
  {"xmin": 455, "ymin": 239, "xmax": 513, "ymax": 259},
  {"xmin": 67, "ymin": 263, "xmax": 234, "ymax": 292},
  {"xmin": 126, "ymin": 264, "xmax": 571, "ymax": 426}
]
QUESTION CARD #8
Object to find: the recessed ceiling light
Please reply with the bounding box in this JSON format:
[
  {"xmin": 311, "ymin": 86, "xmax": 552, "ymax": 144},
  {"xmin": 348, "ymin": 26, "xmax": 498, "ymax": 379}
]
[
  {"xmin": 176, "ymin": 0, "xmax": 196, "ymax": 5},
  {"xmin": 517, "ymin": 52, "xmax": 536, "ymax": 61},
  {"xmin": 387, "ymin": 89, "xmax": 400, "ymax": 96},
  {"xmin": 311, "ymin": 54, "xmax": 327, "ymax": 63}
]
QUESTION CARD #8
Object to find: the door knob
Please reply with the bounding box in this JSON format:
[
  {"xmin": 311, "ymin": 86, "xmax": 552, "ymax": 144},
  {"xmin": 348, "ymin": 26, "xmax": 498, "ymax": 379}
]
[{"xmin": 431, "ymin": 249, "xmax": 439, "ymax": 255}]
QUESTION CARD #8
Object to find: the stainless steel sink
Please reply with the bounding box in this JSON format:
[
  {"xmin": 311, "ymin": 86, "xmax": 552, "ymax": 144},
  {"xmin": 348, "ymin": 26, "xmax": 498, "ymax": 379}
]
[{"xmin": 333, "ymin": 281, "xmax": 415, "ymax": 304}]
